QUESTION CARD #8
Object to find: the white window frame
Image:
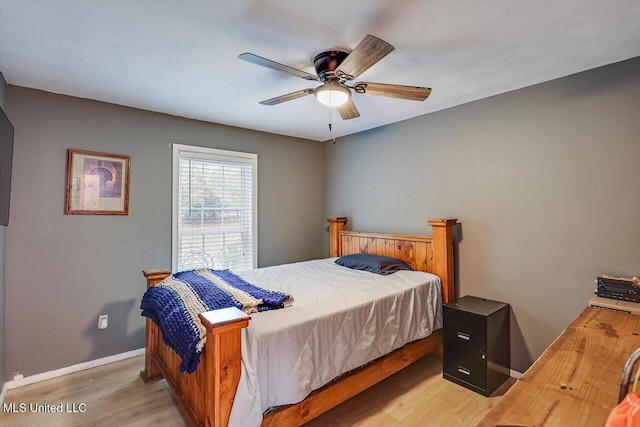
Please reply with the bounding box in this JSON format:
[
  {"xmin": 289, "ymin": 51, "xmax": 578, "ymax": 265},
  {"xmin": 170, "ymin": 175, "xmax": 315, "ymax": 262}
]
[{"xmin": 172, "ymin": 144, "xmax": 258, "ymax": 271}]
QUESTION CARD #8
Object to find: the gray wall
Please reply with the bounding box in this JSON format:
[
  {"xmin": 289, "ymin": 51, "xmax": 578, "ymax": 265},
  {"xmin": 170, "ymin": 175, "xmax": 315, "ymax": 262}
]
[
  {"xmin": 4, "ymin": 86, "xmax": 324, "ymax": 379},
  {"xmin": 0, "ymin": 72, "xmax": 6, "ymax": 386},
  {"xmin": 4, "ymin": 58, "xmax": 639, "ymax": 379},
  {"xmin": 324, "ymin": 57, "xmax": 640, "ymax": 372}
]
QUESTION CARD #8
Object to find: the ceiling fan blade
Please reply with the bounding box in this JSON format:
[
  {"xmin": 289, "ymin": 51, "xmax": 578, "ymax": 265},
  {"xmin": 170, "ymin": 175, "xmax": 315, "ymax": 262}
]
[
  {"xmin": 353, "ymin": 82, "xmax": 431, "ymax": 101},
  {"xmin": 239, "ymin": 53, "xmax": 318, "ymax": 81},
  {"xmin": 335, "ymin": 35, "xmax": 394, "ymax": 81},
  {"xmin": 336, "ymin": 99, "xmax": 360, "ymax": 120},
  {"xmin": 259, "ymin": 89, "xmax": 315, "ymax": 106}
]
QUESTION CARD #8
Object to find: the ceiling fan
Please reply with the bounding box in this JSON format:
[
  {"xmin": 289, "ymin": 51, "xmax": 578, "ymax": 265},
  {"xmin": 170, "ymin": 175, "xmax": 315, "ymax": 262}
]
[{"xmin": 239, "ymin": 35, "xmax": 431, "ymax": 120}]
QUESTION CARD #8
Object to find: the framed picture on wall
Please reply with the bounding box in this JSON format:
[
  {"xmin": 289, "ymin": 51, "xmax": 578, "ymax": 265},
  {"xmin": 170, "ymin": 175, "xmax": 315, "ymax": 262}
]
[{"xmin": 65, "ymin": 149, "xmax": 131, "ymax": 215}]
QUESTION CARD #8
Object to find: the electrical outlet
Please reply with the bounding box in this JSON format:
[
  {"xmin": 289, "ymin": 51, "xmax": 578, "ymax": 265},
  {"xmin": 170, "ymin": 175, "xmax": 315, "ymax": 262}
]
[{"xmin": 98, "ymin": 314, "xmax": 108, "ymax": 330}]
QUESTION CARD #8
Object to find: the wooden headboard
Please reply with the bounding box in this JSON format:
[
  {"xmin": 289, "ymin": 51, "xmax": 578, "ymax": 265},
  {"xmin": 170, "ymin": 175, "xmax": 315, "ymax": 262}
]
[{"xmin": 327, "ymin": 217, "xmax": 457, "ymax": 304}]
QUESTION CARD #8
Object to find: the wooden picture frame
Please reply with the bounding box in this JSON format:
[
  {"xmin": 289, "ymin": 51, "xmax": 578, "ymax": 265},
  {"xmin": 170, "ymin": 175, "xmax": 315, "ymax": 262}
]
[{"xmin": 65, "ymin": 149, "xmax": 130, "ymax": 215}]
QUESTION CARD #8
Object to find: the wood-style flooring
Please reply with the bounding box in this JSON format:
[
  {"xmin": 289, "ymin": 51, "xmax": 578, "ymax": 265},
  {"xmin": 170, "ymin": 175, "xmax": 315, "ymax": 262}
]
[{"xmin": 0, "ymin": 354, "xmax": 514, "ymax": 426}]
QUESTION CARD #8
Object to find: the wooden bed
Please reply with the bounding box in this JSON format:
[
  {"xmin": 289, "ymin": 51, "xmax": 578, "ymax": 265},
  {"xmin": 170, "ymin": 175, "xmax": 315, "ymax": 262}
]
[{"xmin": 141, "ymin": 216, "xmax": 457, "ymax": 427}]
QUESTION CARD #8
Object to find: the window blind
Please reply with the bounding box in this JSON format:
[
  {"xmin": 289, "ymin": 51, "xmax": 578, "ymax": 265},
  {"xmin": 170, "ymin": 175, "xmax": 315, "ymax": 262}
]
[{"xmin": 172, "ymin": 145, "xmax": 257, "ymax": 272}]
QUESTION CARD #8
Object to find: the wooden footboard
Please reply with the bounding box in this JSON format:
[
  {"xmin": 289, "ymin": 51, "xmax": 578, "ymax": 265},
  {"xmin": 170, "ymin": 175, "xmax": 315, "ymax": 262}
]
[
  {"xmin": 142, "ymin": 217, "xmax": 457, "ymax": 426},
  {"xmin": 140, "ymin": 278, "xmax": 250, "ymax": 427}
]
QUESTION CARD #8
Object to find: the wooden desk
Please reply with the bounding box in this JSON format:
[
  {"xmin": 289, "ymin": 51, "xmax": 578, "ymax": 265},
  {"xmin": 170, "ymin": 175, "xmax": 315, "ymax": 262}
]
[{"xmin": 478, "ymin": 307, "xmax": 640, "ymax": 427}]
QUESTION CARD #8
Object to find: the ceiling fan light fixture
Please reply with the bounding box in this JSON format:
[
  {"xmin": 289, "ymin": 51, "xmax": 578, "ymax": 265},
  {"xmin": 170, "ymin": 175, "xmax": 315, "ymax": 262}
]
[{"xmin": 314, "ymin": 81, "xmax": 350, "ymax": 107}]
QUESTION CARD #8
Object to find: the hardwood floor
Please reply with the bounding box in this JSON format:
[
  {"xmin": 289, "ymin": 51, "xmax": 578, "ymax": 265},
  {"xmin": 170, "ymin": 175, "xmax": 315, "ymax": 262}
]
[
  {"xmin": 1, "ymin": 356, "xmax": 186, "ymax": 427},
  {"xmin": 0, "ymin": 354, "xmax": 514, "ymax": 426}
]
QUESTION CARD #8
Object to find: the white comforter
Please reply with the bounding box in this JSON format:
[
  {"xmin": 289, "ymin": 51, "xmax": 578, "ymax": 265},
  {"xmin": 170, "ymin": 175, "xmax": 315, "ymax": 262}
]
[{"xmin": 229, "ymin": 258, "xmax": 443, "ymax": 426}]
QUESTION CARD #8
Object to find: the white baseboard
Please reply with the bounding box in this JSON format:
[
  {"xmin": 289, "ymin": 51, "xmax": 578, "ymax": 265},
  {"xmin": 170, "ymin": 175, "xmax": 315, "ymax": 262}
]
[
  {"xmin": 0, "ymin": 382, "xmax": 7, "ymax": 406},
  {"xmin": 511, "ymin": 369, "xmax": 524, "ymax": 379},
  {"xmin": 2, "ymin": 348, "xmax": 145, "ymax": 396}
]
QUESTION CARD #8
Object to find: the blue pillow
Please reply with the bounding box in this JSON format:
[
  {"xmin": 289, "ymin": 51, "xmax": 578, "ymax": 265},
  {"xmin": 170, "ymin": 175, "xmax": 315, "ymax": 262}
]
[{"xmin": 335, "ymin": 253, "xmax": 414, "ymax": 275}]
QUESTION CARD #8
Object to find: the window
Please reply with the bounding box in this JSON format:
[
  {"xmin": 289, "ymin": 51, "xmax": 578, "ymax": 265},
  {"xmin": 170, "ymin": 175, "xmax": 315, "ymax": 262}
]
[{"xmin": 172, "ymin": 144, "xmax": 257, "ymax": 272}]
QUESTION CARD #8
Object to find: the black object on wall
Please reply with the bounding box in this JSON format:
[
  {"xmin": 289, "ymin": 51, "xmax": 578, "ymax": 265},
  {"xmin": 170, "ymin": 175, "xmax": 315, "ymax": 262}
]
[{"xmin": 0, "ymin": 105, "xmax": 14, "ymax": 226}]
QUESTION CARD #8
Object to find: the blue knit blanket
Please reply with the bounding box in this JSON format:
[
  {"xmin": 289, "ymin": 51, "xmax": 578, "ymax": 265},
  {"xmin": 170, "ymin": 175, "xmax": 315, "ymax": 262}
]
[{"xmin": 140, "ymin": 268, "xmax": 293, "ymax": 373}]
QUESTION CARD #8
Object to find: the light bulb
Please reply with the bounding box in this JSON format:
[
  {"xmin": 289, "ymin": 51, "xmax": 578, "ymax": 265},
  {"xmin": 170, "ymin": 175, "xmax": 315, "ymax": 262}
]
[{"xmin": 315, "ymin": 82, "xmax": 350, "ymax": 107}]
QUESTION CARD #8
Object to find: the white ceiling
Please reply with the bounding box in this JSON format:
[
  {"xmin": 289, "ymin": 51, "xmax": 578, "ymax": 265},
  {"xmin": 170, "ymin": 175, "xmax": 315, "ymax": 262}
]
[{"xmin": 1, "ymin": 1, "xmax": 639, "ymax": 142}]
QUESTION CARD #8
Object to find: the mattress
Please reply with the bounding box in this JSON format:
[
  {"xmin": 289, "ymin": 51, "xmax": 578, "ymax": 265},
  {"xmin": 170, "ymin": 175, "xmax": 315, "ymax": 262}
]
[{"xmin": 228, "ymin": 257, "xmax": 443, "ymax": 426}]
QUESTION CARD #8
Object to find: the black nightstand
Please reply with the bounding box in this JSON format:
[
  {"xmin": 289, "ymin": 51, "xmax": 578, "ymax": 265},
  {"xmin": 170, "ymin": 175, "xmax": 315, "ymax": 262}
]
[{"xmin": 443, "ymin": 295, "xmax": 510, "ymax": 396}]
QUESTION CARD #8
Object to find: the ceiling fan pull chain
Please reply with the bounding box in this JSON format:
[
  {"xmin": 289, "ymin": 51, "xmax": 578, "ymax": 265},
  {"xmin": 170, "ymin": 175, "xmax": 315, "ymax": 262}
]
[{"xmin": 330, "ymin": 109, "xmax": 337, "ymax": 144}]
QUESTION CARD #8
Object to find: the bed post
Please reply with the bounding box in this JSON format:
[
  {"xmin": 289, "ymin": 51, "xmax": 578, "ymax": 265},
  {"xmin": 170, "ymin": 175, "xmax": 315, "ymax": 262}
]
[
  {"xmin": 327, "ymin": 217, "xmax": 348, "ymax": 257},
  {"xmin": 427, "ymin": 219, "xmax": 457, "ymax": 304},
  {"xmin": 199, "ymin": 308, "xmax": 251, "ymax": 427},
  {"xmin": 140, "ymin": 268, "xmax": 171, "ymax": 382}
]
